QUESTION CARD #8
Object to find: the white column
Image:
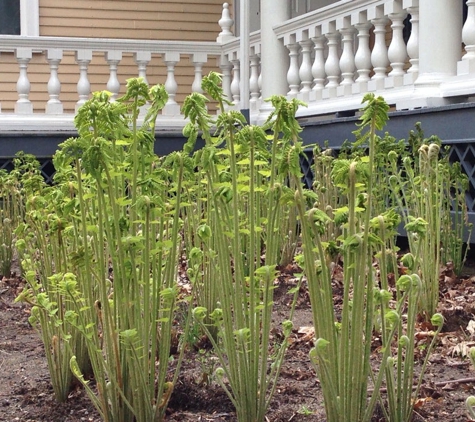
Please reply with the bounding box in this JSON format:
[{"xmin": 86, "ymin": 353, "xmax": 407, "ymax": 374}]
[
  {"xmin": 260, "ymin": 0, "xmax": 290, "ymax": 104},
  {"xmin": 240, "ymin": 0, "xmax": 250, "ymax": 114},
  {"xmin": 416, "ymin": 0, "xmax": 462, "ymax": 86},
  {"xmin": 46, "ymin": 49, "xmax": 63, "ymax": 114}
]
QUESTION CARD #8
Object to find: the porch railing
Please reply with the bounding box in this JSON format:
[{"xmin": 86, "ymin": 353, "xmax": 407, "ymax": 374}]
[
  {"xmin": 221, "ymin": 0, "xmax": 475, "ymax": 119},
  {"xmin": 2, "ymin": 1, "xmax": 475, "ymax": 130},
  {"xmin": 0, "ymin": 36, "xmax": 222, "ymax": 131}
]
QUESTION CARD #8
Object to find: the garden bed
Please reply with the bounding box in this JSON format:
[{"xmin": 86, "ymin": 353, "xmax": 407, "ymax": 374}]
[{"xmin": 2, "ymin": 258, "xmax": 475, "ymax": 422}]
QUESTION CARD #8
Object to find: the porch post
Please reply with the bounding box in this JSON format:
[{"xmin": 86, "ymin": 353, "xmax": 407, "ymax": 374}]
[
  {"xmin": 259, "ymin": 0, "xmax": 290, "ymax": 109},
  {"xmin": 415, "ymin": 0, "xmax": 462, "ymax": 90}
]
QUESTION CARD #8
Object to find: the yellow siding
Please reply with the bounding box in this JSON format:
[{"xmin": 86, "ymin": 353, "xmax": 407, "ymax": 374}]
[{"xmin": 39, "ymin": 0, "xmax": 229, "ymax": 41}]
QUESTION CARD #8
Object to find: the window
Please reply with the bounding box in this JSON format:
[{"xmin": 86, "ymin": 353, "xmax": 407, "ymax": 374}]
[
  {"xmin": 0, "ymin": 0, "xmax": 20, "ymax": 34},
  {"xmin": 0, "ymin": 0, "xmax": 39, "ymax": 36}
]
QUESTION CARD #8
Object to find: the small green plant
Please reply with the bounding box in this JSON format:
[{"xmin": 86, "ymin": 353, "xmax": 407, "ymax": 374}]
[{"xmin": 297, "ymin": 405, "xmax": 315, "ymax": 416}]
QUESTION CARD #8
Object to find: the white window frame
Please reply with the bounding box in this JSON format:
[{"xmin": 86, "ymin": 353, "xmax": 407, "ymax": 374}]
[{"xmin": 20, "ymin": 0, "xmax": 39, "ymax": 36}]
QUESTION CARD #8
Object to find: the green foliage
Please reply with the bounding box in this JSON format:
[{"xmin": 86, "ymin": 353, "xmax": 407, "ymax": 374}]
[
  {"xmin": 9, "ymin": 74, "xmax": 470, "ymax": 422},
  {"xmin": 16, "ymin": 79, "xmax": 186, "ymax": 421},
  {"xmin": 182, "ymin": 74, "xmax": 300, "ymax": 422},
  {"xmin": 296, "ymin": 95, "xmax": 446, "ymax": 422}
]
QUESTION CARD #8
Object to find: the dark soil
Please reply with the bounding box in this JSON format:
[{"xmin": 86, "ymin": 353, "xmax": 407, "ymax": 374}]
[{"xmin": 2, "ymin": 258, "xmax": 475, "ymax": 421}]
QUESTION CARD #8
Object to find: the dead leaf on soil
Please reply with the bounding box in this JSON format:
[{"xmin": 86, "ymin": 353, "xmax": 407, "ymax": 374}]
[
  {"xmin": 451, "ymin": 341, "xmax": 475, "ymax": 358},
  {"xmin": 413, "ymin": 396, "xmax": 433, "ymax": 410}
]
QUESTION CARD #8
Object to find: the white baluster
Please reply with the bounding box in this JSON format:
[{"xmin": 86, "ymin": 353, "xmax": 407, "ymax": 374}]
[
  {"xmin": 406, "ymin": 7, "xmax": 419, "ymax": 78},
  {"xmin": 219, "ymin": 55, "xmax": 233, "ymax": 109},
  {"xmin": 134, "ymin": 51, "xmax": 151, "ymax": 116},
  {"xmin": 217, "ymin": 2, "xmax": 235, "ymax": 43},
  {"xmin": 459, "ymin": 0, "xmax": 475, "ymax": 76},
  {"xmin": 388, "ymin": 12, "xmax": 408, "ymax": 83},
  {"xmin": 105, "ymin": 51, "xmax": 122, "ymax": 100},
  {"xmin": 75, "ymin": 49, "xmax": 92, "ymax": 111},
  {"xmin": 249, "ymin": 53, "xmax": 261, "ymax": 111},
  {"xmin": 191, "ymin": 53, "xmax": 207, "ymax": 93},
  {"xmin": 134, "ymin": 51, "xmax": 151, "ymax": 85},
  {"xmin": 324, "ymin": 32, "xmax": 341, "ymax": 97},
  {"xmin": 163, "ymin": 52, "xmax": 180, "ymax": 115},
  {"xmin": 338, "ymin": 27, "xmax": 356, "ymax": 94},
  {"xmin": 370, "ymin": 17, "xmax": 389, "ymax": 89},
  {"xmin": 354, "ymin": 22, "xmax": 372, "ymax": 84},
  {"xmin": 286, "ymin": 43, "xmax": 301, "ymax": 98},
  {"xmin": 15, "ymin": 48, "xmax": 33, "ymax": 114},
  {"xmin": 299, "ymin": 38, "xmax": 313, "ymax": 101},
  {"xmin": 46, "ymin": 49, "xmax": 63, "ymax": 114},
  {"xmin": 230, "ymin": 57, "xmax": 241, "ymax": 106},
  {"xmin": 311, "ymin": 35, "xmax": 326, "ymax": 101},
  {"xmin": 257, "ymin": 65, "xmax": 262, "ymax": 100}
]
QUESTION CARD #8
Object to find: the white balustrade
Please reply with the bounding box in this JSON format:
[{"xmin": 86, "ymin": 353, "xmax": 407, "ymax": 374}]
[
  {"xmin": 46, "ymin": 49, "xmax": 63, "ymax": 114},
  {"xmin": 273, "ymin": 0, "xmax": 439, "ymax": 114},
  {"xmin": 0, "ymin": 35, "xmax": 221, "ymax": 123},
  {"xmin": 0, "ymin": 0, "xmax": 475, "ymax": 126},
  {"xmin": 15, "ymin": 48, "xmax": 33, "ymax": 114}
]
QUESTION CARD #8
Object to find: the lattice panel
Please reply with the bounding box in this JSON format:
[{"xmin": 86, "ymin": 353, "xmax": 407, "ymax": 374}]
[
  {"xmin": 448, "ymin": 144, "xmax": 475, "ymax": 213},
  {"xmin": 0, "ymin": 158, "xmax": 56, "ymax": 185},
  {"xmin": 300, "ymin": 150, "xmax": 315, "ymax": 189}
]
